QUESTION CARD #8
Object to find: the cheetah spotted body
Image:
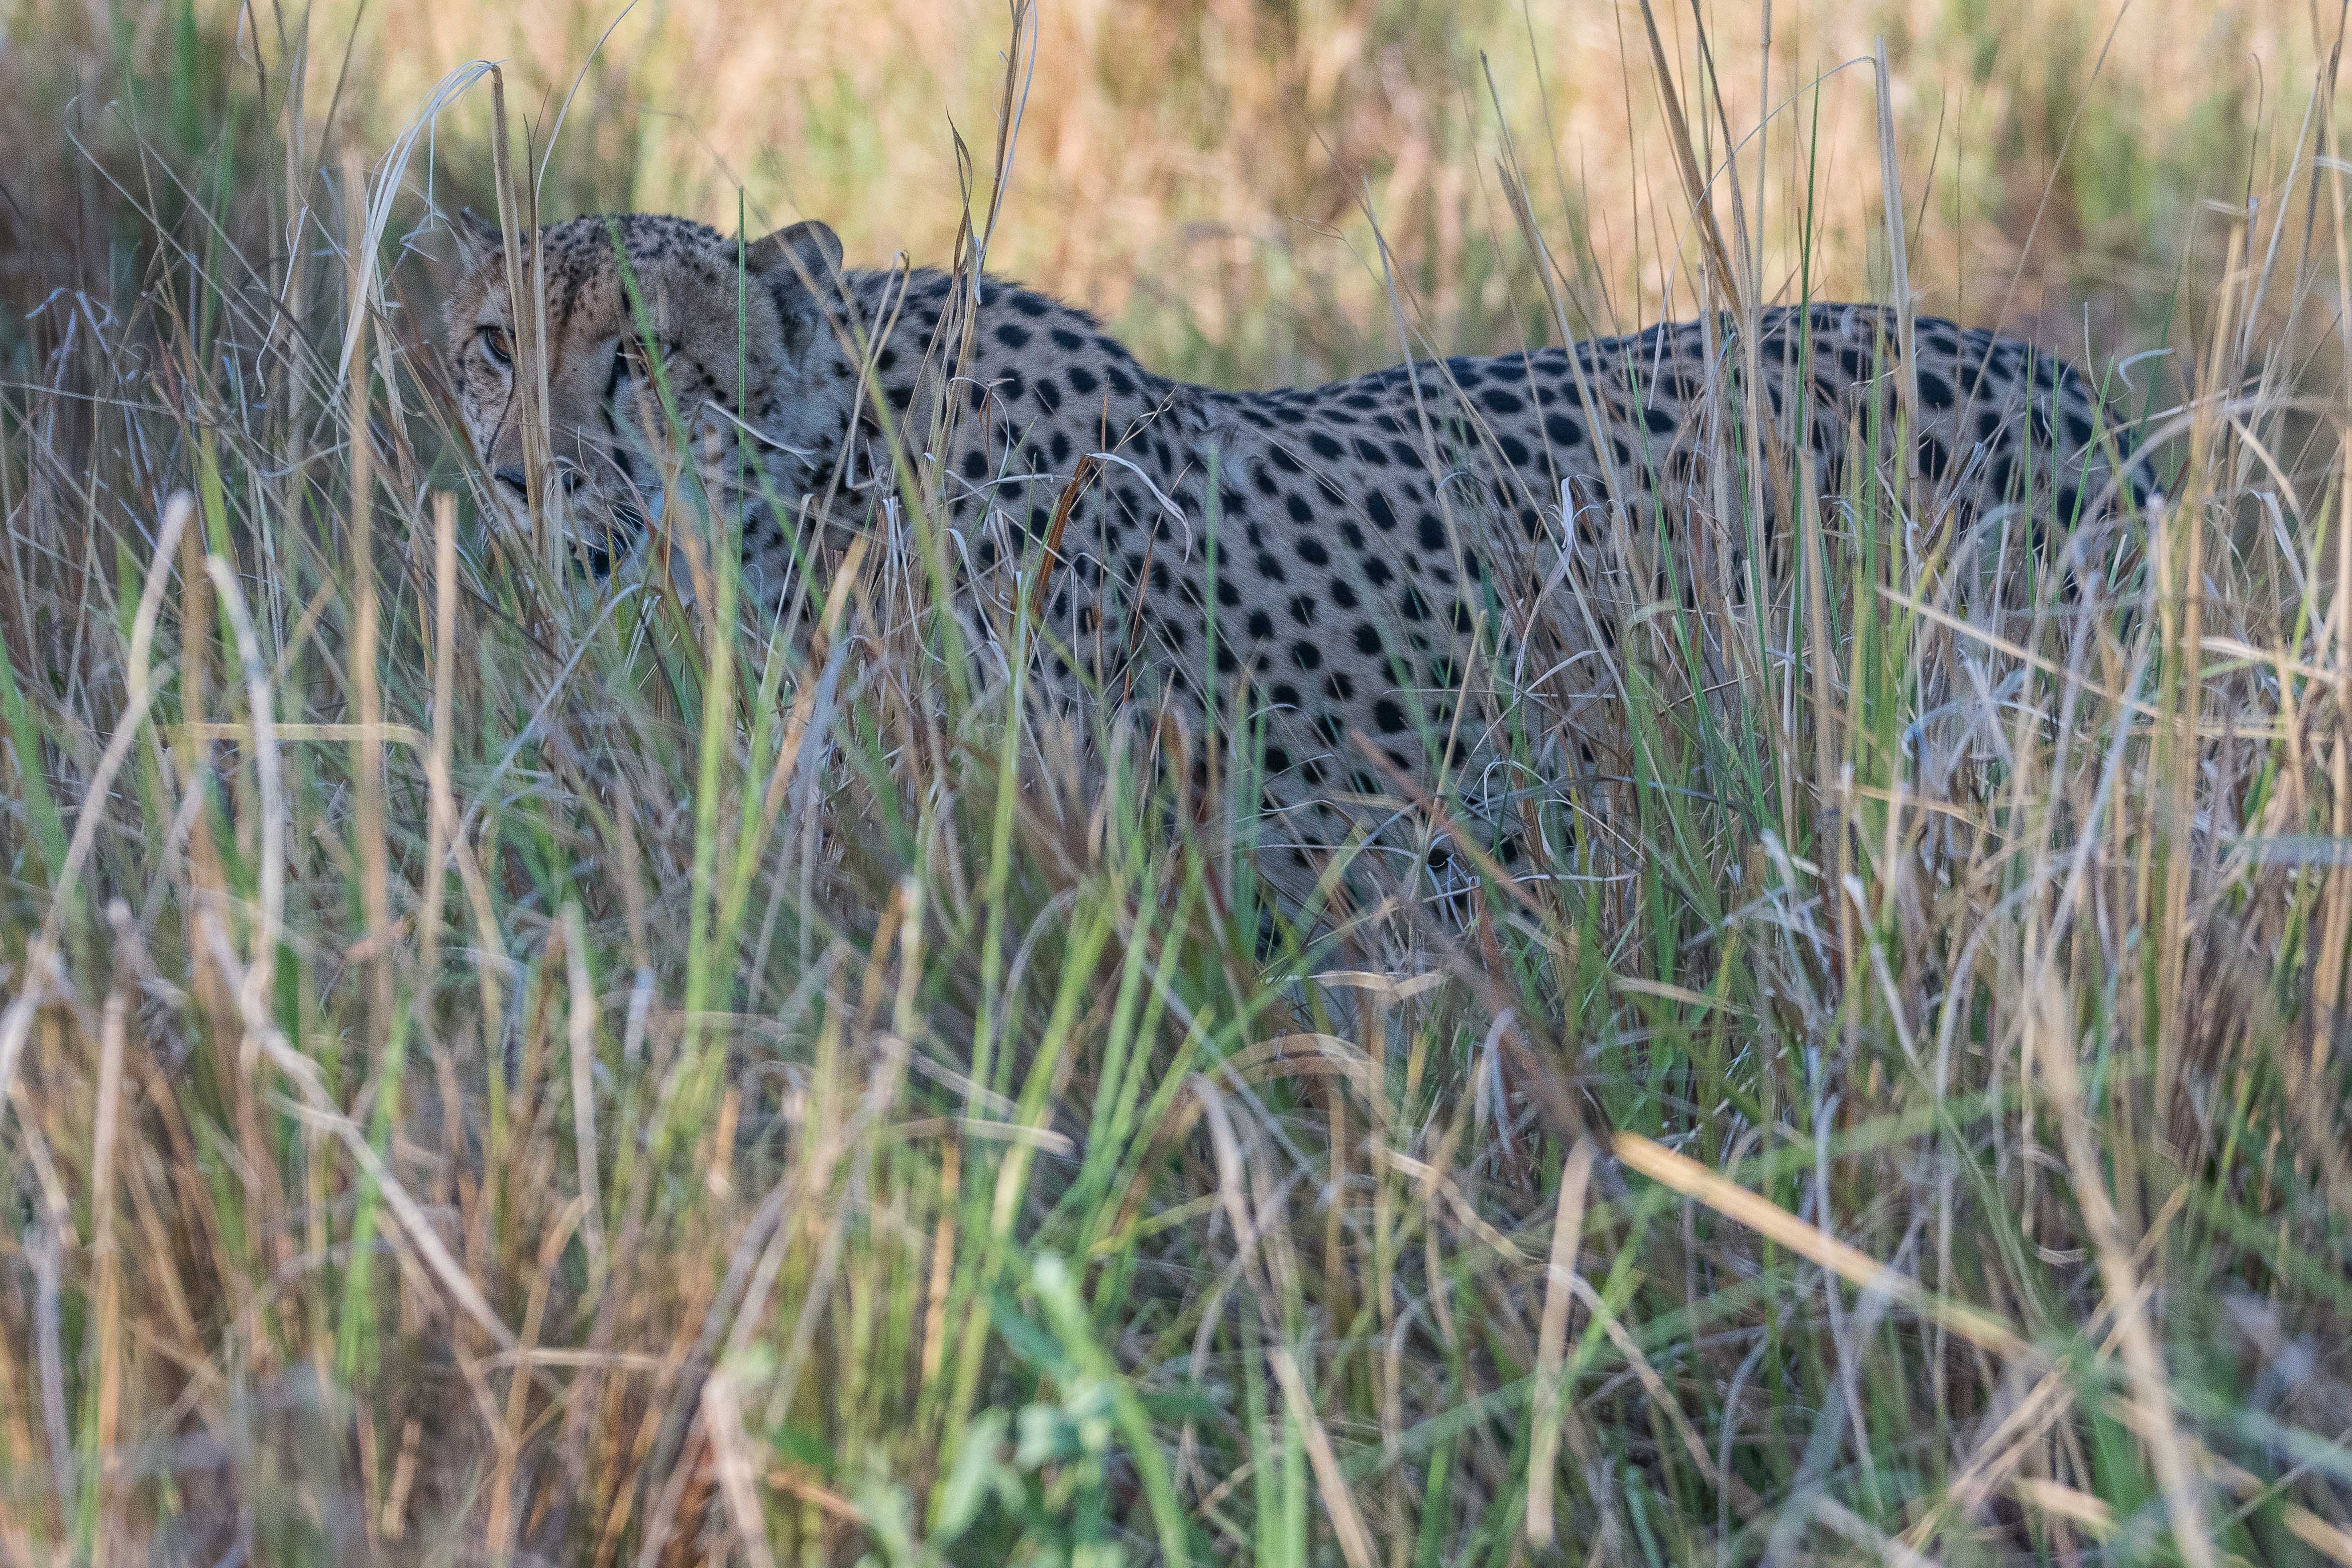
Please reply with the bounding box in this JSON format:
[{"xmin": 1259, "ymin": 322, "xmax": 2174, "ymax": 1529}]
[{"xmin": 446, "ymin": 213, "xmax": 2151, "ymax": 899}]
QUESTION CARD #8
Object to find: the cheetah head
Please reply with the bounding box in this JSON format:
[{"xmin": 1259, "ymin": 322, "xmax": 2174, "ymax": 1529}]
[{"xmin": 441, "ymin": 209, "xmax": 851, "ymax": 579}]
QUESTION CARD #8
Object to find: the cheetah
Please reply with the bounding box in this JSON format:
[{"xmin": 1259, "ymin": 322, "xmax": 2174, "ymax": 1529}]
[{"xmin": 443, "ymin": 211, "xmax": 2153, "ymax": 910}]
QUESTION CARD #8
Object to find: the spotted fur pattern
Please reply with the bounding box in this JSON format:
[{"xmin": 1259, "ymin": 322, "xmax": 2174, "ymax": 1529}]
[{"xmin": 446, "ymin": 212, "xmax": 2152, "ymax": 900}]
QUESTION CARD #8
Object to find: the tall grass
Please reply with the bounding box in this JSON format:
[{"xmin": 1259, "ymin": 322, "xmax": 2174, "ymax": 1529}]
[
  {"xmin": 0, "ymin": 0, "xmax": 2325, "ymax": 377},
  {"xmin": 3, "ymin": 2, "xmax": 2351, "ymax": 1565}
]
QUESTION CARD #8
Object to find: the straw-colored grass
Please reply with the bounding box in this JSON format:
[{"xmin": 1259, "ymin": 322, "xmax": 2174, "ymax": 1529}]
[{"xmin": 2, "ymin": 1, "xmax": 2349, "ymax": 1564}]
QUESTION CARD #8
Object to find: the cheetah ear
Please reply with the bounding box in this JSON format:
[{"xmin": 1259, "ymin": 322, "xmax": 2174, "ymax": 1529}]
[
  {"xmin": 745, "ymin": 220, "xmax": 844, "ymax": 290},
  {"xmin": 448, "ymin": 205, "xmax": 504, "ymax": 273}
]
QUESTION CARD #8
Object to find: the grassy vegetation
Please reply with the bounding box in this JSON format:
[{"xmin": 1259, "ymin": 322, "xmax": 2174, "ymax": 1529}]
[{"xmin": 4, "ymin": 1, "xmax": 2351, "ymax": 1564}]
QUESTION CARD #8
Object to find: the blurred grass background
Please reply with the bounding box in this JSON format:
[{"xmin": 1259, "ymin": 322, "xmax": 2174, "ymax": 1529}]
[
  {"xmin": 3, "ymin": 3, "xmax": 2352, "ymax": 1566},
  {"xmin": 0, "ymin": 0, "xmax": 2317, "ymax": 381}
]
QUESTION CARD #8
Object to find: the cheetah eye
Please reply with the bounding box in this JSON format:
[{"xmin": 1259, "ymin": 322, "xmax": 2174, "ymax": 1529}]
[{"xmin": 479, "ymin": 325, "xmax": 514, "ymax": 369}]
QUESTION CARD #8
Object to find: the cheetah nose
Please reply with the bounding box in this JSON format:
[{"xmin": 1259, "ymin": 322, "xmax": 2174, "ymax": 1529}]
[{"xmin": 494, "ymin": 466, "xmax": 529, "ymax": 496}]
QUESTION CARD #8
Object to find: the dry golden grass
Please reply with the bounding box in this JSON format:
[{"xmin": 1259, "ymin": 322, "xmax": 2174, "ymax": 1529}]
[{"xmin": 0, "ymin": 0, "xmax": 2324, "ymax": 374}]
